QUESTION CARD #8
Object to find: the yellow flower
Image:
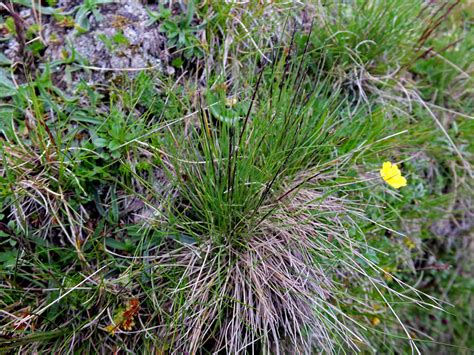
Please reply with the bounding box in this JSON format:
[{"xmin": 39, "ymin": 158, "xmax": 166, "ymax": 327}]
[
  {"xmin": 380, "ymin": 161, "xmax": 407, "ymax": 189},
  {"xmin": 371, "ymin": 317, "xmax": 381, "ymax": 326},
  {"xmin": 403, "ymin": 237, "xmax": 416, "ymax": 250}
]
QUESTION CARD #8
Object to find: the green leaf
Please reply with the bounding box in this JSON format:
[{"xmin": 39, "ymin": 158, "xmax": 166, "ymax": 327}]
[
  {"xmin": 0, "ymin": 249, "xmax": 18, "ymax": 269},
  {"xmin": 105, "ymin": 238, "xmax": 129, "ymax": 251},
  {"xmin": 171, "ymin": 57, "xmax": 184, "ymax": 68},
  {"xmin": 108, "ymin": 140, "xmax": 122, "ymax": 151},
  {"xmin": 92, "ymin": 137, "xmax": 109, "ymax": 148},
  {"xmin": 365, "ymin": 249, "xmax": 380, "ymax": 264},
  {"xmin": 27, "ymin": 41, "xmax": 46, "ymax": 56},
  {"xmin": 71, "ymin": 112, "xmax": 103, "ymax": 124},
  {"xmin": 168, "ymin": 233, "xmax": 197, "ymax": 245},
  {"xmin": 12, "ymin": 0, "xmax": 58, "ymax": 15},
  {"xmin": 0, "ymin": 53, "xmax": 11, "ymax": 65},
  {"xmin": 0, "ymin": 68, "xmax": 17, "ymax": 98},
  {"xmin": 111, "ymin": 150, "xmax": 122, "ymax": 159},
  {"xmin": 4, "ymin": 17, "xmax": 16, "ymax": 34},
  {"xmin": 184, "ymin": 0, "xmax": 195, "ymax": 27},
  {"xmin": 0, "ymin": 86, "xmax": 16, "ymax": 98},
  {"xmin": 112, "ymin": 32, "xmax": 129, "ymax": 45}
]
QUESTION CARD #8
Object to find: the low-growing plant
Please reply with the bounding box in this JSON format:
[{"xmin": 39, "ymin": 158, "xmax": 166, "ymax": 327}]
[
  {"xmin": 159, "ymin": 0, "xmax": 204, "ymax": 59},
  {"xmin": 72, "ymin": 0, "xmax": 115, "ymax": 32},
  {"xmin": 145, "ymin": 3, "xmax": 172, "ymax": 27}
]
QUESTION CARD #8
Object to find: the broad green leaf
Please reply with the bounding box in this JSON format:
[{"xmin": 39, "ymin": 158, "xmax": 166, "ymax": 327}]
[
  {"xmin": 0, "ymin": 52, "xmax": 11, "ymax": 65},
  {"xmin": 0, "ymin": 68, "xmax": 17, "ymax": 98},
  {"xmin": 12, "ymin": 0, "xmax": 58, "ymax": 14}
]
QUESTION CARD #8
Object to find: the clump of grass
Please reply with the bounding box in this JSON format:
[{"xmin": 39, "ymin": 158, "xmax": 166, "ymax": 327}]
[
  {"xmin": 304, "ymin": 0, "xmax": 463, "ymax": 104},
  {"xmin": 0, "ymin": 86, "xmax": 88, "ymax": 259},
  {"xmin": 139, "ymin": 38, "xmax": 441, "ymax": 352},
  {"xmin": 313, "ymin": 0, "xmax": 422, "ymax": 70}
]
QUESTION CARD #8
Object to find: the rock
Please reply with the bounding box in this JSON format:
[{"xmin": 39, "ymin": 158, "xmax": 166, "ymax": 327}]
[{"xmin": 0, "ymin": 0, "xmax": 170, "ymax": 92}]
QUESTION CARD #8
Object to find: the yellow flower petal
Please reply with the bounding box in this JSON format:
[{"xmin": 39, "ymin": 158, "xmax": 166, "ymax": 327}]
[
  {"xmin": 105, "ymin": 324, "xmax": 117, "ymax": 335},
  {"xmin": 380, "ymin": 161, "xmax": 407, "ymax": 189},
  {"xmin": 386, "ymin": 175, "xmax": 407, "ymax": 188}
]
